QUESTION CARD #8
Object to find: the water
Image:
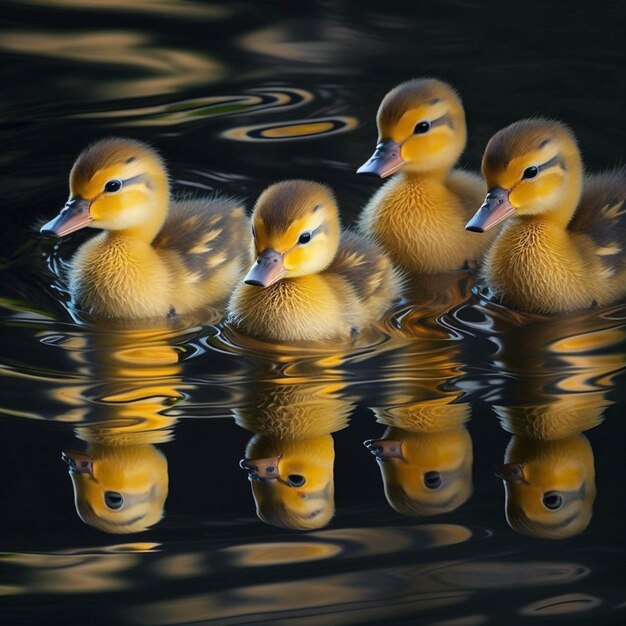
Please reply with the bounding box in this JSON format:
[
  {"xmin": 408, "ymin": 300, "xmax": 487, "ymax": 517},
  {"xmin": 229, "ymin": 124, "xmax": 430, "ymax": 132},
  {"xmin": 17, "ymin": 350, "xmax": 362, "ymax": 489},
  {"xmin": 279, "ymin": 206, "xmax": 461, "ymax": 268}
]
[{"xmin": 1, "ymin": 1, "xmax": 625, "ymax": 624}]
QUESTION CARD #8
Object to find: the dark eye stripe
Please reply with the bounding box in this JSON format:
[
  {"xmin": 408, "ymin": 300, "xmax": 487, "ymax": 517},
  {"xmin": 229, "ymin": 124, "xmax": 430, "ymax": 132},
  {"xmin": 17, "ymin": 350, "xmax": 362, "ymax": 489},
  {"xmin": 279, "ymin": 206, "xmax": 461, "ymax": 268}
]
[
  {"xmin": 537, "ymin": 154, "xmax": 566, "ymax": 173},
  {"xmin": 430, "ymin": 112, "xmax": 454, "ymax": 130}
]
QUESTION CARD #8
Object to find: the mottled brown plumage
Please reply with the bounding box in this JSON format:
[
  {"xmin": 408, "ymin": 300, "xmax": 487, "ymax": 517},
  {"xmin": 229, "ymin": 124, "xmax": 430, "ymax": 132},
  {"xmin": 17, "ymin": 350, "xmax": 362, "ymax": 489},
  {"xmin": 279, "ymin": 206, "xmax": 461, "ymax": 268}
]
[{"xmin": 41, "ymin": 137, "xmax": 248, "ymax": 319}]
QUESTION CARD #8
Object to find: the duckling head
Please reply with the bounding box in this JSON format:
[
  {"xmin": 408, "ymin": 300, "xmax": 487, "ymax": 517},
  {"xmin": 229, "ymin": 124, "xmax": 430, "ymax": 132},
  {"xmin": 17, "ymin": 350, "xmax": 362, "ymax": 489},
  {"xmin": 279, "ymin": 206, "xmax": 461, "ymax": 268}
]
[
  {"xmin": 62, "ymin": 443, "xmax": 168, "ymax": 534},
  {"xmin": 41, "ymin": 138, "xmax": 170, "ymax": 242},
  {"xmin": 496, "ymin": 434, "xmax": 596, "ymax": 539},
  {"xmin": 364, "ymin": 426, "xmax": 473, "ymax": 517},
  {"xmin": 466, "ymin": 118, "xmax": 583, "ymax": 232},
  {"xmin": 240, "ymin": 434, "xmax": 335, "ymax": 530},
  {"xmin": 244, "ymin": 180, "xmax": 341, "ymax": 288},
  {"xmin": 357, "ymin": 78, "xmax": 467, "ymax": 178}
]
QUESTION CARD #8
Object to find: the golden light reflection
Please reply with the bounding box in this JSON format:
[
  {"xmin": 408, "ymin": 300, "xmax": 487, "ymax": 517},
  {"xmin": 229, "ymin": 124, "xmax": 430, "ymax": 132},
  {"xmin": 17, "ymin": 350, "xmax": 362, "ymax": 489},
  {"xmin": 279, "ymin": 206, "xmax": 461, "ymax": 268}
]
[
  {"xmin": 45, "ymin": 325, "xmax": 187, "ymax": 534},
  {"xmin": 73, "ymin": 88, "xmax": 315, "ymax": 126},
  {"xmin": 13, "ymin": 0, "xmax": 231, "ymax": 19},
  {"xmin": 0, "ymin": 30, "xmax": 224, "ymax": 98},
  {"xmin": 489, "ymin": 311, "xmax": 626, "ymax": 539},
  {"xmin": 365, "ymin": 340, "xmax": 472, "ymax": 518},
  {"xmin": 235, "ymin": 379, "xmax": 355, "ymax": 530},
  {"xmin": 222, "ymin": 116, "xmax": 359, "ymax": 142}
]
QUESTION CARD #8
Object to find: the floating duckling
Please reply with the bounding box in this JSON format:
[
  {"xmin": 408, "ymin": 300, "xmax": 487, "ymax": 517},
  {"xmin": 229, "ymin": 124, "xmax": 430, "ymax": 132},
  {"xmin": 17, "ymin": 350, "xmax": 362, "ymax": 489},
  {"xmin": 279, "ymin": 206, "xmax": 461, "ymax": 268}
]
[
  {"xmin": 357, "ymin": 78, "xmax": 488, "ymax": 273},
  {"xmin": 227, "ymin": 180, "xmax": 402, "ymax": 342},
  {"xmin": 236, "ymin": 381, "xmax": 353, "ymax": 530},
  {"xmin": 466, "ymin": 118, "xmax": 626, "ymax": 313},
  {"xmin": 40, "ymin": 137, "xmax": 248, "ymax": 319}
]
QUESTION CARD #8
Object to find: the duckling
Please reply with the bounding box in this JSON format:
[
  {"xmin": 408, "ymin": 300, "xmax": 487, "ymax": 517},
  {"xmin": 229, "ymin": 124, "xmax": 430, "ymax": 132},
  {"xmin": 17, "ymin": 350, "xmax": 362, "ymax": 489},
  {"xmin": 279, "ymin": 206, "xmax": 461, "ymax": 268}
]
[
  {"xmin": 357, "ymin": 78, "xmax": 488, "ymax": 273},
  {"xmin": 227, "ymin": 180, "xmax": 402, "ymax": 342},
  {"xmin": 466, "ymin": 118, "xmax": 626, "ymax": 313},
  {"xmin": 40, "ymin": 137, "xmax": 248, "ymax": 319}
]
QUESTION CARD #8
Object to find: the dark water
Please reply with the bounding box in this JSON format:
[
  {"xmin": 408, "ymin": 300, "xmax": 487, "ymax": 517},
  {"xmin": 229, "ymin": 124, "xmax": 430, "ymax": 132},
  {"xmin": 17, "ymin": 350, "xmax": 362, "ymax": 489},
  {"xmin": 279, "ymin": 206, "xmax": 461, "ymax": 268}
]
[{"xmin": 1, "ymin": 1, "xmax": 625, "ymax": 624}]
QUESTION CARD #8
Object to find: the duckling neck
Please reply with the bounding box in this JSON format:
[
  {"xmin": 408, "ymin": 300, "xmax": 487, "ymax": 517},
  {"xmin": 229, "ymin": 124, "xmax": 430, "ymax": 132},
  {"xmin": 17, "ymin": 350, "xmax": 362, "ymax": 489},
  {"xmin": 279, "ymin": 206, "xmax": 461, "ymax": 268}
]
[
  {"xmin": 115, "ymin": 183, "xmax": 170, "ymax": 243},
  {"xmin": 402, "ymin": 167, "xmax": 449, "ymax": 183},
  {"xmin": 541, "ymin": 155, "xmax": 584, "ymax": 229}
]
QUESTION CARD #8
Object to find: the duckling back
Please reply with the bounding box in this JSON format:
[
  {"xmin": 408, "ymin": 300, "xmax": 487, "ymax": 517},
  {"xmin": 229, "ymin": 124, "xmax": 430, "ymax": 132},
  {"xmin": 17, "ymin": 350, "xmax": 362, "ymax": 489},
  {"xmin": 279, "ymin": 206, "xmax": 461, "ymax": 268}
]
[{"xmin": 154, "ymin": 196, "xmax": 248, "ymax": 314}]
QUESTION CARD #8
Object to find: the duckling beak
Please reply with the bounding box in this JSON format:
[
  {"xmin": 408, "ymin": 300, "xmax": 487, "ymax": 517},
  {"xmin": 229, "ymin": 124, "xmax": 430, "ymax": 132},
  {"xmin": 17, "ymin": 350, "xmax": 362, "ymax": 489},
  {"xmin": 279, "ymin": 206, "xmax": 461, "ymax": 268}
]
[
  {"xmin": 41, "ymin": 198, "xmax": 93, "ymax": 236},
  {"xmin": 495, "ymin": 462, "xmax": 529, "ymax": 485},
  {"xmin": 239, "ymin": 456, "xmax": 281, "ymax": 481},
  {"xmin": 62, "ymin": 450, "xmax": 95, "ymax": 478},
  {"xmin": 364, "ymin": 439, "xmax": 405, "ymax": 461},
  {"xmin": 244, "ymin": 249, "xmax": 286, "ymax": 287},
  {"xmin": 357, "ymin": 140, "xmax": 405, "ymax": 178},
  {"xmin": 465, "ymin": 187, "xmax": 515, "ymax": 232}
]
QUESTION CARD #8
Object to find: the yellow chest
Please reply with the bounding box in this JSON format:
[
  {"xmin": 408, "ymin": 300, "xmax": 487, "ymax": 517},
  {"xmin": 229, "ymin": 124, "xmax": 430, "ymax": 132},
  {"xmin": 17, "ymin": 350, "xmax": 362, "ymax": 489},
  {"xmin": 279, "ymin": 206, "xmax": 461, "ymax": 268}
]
[
  {"xmin": 228, "ymin": 274, "xmax": 355, "ymax": 342},
  {"xmin": 360, "ymin": 174, "xmax": 478, "ymax": 272},
  {"xmin": 70, "ymin": 234, "xmax": 173, "ymax": 318},
  {"xmin": 484, "ymin": 220, "xmax": 591, "ymax": 313}
]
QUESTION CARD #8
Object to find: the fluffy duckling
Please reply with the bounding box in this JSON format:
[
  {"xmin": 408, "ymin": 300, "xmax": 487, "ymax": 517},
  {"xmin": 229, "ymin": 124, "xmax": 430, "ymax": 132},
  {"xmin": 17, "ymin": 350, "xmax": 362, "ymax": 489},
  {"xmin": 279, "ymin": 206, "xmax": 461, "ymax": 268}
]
[
  {"xmin": 227, "ymin": 180, "xmax": 402, "ymax": 342},
  {"xmin": 41, "ymin": 137, "xmax": 248, "ymax": 319},
  {"xmin": 357, "ymin": 78, "xmax": 488, "ymax": 273},
  {"xmin": 466, "ymin": 118, "xmax": 626, "ymax": 313}
]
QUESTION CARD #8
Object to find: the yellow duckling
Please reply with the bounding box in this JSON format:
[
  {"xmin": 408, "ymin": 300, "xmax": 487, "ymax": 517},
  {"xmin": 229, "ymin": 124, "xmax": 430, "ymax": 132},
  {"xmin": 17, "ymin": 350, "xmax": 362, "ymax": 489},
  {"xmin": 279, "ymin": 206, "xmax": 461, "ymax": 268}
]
[
  {"xmin": 357, "ymin": 78, "xmax": 488, "ymax": 273},
  {"xmin": 236, "ymin": 381, "xmax": 353, "ymax": 530},
  {"xmin": 466, "ymin": 118, "xmax": 626, "ymax": 313},
  {"xmin": 227, "ymin": 180, "xmax": 402, "ymax": 342},
  {"xmin": 41, "ymin": 137, "xmax": 248, "ymax": 319}
]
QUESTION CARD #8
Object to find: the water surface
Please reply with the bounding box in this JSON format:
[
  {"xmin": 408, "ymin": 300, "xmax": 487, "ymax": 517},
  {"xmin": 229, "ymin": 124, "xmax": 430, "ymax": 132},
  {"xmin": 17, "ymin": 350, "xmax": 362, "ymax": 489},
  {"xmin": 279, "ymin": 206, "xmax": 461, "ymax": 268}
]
[{"xmin": 1, "ymin": 1, "xmax": 625, "ymax": 624}]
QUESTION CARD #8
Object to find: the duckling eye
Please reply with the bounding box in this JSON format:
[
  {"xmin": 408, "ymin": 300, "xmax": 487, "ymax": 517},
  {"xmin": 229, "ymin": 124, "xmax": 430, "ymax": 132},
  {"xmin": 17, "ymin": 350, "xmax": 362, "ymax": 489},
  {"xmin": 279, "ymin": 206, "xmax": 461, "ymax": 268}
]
[
  {"xmin": 424, "ymin": 471, "xmax": 442, "ymax": 490},
  {"xmin": 542, "ymin": 491, "xmax": 563, "ymax": 510},
  {"xmin": 104, "ymin": 491, "xmax": 124, "ymax": 510},
  {"xmin": 104, "ymin": 179, "xmax": 122, "ymax": 193},
  {"xmin": 522, "ymin": 166, "xmax": 539, "ymax": 180},
  {"xmin": 413, "ymin": 121, "xmax": 431, "ymax": 135},
  {"xmin": 287, "ymin": 474, "xmax": 306, "ymax": 487},
  {"xmin": 298, "ymin": 231, "xmax": 312, "ymax": 245}
]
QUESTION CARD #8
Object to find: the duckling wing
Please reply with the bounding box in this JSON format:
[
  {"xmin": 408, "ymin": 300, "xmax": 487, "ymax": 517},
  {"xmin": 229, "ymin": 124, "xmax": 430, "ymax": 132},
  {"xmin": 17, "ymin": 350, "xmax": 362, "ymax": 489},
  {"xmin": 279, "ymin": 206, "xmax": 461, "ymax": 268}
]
[
  {"xmin": 329, "ymin": 231, "xmax": 400, "ymax": 300},
  {"xmin": 568, "ymin": 168, "xmax": 626, "ymax": 275},
  {"xmin": 154, "ymin": 195, "xmax": 246, "ymax": 280}
]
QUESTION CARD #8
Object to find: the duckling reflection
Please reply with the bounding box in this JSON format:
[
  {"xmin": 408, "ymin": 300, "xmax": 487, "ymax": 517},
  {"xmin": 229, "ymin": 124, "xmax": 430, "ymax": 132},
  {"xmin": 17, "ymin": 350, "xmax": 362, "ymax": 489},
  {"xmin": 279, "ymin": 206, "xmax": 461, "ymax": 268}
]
[
  {"xmin": 235, "ymin": 381, "xmax": 354, "ymax": 530},
  {"xmin": 488, "ymin": 309, "xmax": 625, "ymax": 539},
  {"xmin": 364, "ymin": 339, "xmax": 472, "ymax": 517},
  {"xmin": 52, "ymin": 325, "xmax": 184, "ymax": 533}
]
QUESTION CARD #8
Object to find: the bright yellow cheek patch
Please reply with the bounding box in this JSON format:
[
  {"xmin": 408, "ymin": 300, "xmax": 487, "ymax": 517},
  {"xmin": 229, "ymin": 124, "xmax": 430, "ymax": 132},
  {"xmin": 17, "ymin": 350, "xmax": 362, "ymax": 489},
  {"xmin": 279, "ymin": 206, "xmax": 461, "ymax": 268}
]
[
  {"xmin": 402, "ymin": 131, "xmax": 449, "ymax": 162},
  {"xmin": 89, "ymin": 189, "xmax": 147, "ymax": 220},
  {"xmin": 510, "ymin": 173, "xmax": 561, "ymax": 208}
]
